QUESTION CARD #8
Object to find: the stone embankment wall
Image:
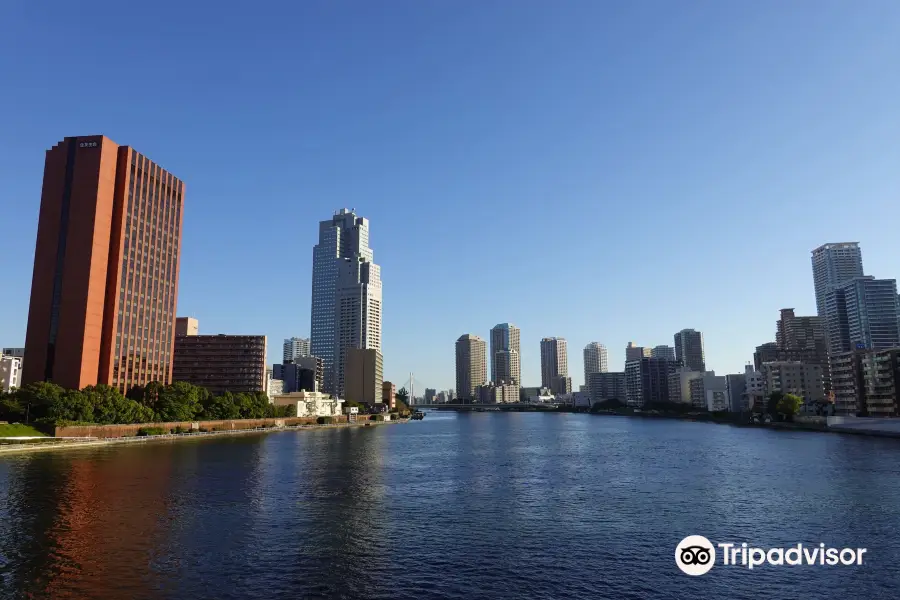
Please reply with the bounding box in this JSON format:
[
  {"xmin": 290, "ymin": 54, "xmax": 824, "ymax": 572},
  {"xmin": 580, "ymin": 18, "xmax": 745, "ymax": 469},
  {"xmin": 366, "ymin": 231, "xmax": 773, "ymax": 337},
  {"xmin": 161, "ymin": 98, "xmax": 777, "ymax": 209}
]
[{"xmin": 54, "ymin": 416, "xmax": 352, "ymax": 438}]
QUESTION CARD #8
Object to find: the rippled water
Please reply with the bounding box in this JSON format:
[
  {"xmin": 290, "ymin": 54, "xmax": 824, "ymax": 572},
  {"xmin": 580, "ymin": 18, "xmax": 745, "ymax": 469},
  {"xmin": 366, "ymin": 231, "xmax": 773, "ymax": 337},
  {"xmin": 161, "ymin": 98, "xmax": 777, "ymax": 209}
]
[{"xmin": 1, "ymin": 413, "xmax": 899, "ymax": 599}]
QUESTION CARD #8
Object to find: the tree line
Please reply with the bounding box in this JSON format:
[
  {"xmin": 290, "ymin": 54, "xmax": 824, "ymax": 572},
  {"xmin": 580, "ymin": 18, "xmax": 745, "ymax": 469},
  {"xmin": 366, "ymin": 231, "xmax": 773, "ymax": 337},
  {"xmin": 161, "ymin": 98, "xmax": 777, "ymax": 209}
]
[{"xmin": 0, "ymin": 381, "xmax": 293, "ymax": 427}]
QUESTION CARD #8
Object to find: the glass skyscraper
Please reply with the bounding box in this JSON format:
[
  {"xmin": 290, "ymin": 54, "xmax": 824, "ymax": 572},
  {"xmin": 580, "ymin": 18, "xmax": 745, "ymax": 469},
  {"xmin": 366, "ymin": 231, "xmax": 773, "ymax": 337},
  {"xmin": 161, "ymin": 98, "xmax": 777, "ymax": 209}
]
[{"xmin": 310, "ymin": 209, "xmax": 380, "ymax": 394}]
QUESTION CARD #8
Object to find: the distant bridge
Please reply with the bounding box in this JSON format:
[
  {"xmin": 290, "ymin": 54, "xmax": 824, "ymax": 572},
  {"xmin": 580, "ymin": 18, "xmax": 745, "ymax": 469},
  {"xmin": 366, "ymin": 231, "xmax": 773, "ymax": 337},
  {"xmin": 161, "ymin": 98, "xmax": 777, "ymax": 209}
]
[{"xmin": 414, "ymin": 403, "xmax": 561, "ymax": 411}]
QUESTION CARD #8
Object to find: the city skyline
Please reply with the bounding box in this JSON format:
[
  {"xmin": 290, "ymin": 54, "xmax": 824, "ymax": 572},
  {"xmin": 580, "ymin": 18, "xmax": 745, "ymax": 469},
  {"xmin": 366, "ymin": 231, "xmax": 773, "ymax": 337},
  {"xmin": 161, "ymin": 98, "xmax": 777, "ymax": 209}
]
[{"xmin": 4, "ymin": 4, "xmax": 900, "ymax": 391}]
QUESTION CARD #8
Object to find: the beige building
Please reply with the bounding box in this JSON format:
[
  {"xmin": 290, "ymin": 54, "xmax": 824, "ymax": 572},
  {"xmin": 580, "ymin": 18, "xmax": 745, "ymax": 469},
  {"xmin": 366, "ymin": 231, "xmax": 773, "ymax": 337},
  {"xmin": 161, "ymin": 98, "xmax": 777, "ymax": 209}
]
[
  {"xmin": 456, "ymin": 334, "xmax": 487, "ymax": 401},
  {"xmin": 668, "ymin": 367, "xmax": 708, "ymax": 404},
  {"xmin": 273, "ymin": 390, "xmax": 344, "ymax": 417},
  {"xmin": 477, "ymin": 382, "xmax": 519, "ymax": 404},
  {"xmin": 344, "ymin": 348, "xmax": 383, "ymax": 405},
  {"xmin": 175, "ymin": 317, "xmax": 199, "ymax": 336},
  {"xmin": 761, "ymin": 361, "xmax": 825, "ymax": 403}
]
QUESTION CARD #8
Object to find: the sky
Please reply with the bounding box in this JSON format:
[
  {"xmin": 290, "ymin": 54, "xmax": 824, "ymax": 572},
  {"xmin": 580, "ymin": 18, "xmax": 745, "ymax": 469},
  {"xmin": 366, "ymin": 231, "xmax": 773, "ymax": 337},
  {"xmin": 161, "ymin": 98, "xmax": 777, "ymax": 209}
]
[{"xmin": 2, "ymin": 1, "xmax": 900, "ymax": 392}]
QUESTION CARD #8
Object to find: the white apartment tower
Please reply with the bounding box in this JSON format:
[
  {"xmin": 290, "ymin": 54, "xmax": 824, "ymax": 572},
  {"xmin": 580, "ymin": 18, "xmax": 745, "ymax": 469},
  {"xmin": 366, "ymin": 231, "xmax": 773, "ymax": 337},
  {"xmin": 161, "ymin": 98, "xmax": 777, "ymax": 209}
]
[
  {"xmin": 310, "ymin": 209, "xmax": 380, "ymax": 394},
  {"xmin": 283, "ymin": 337, "xmax": 311, "ymax": 363},
  {"xmin": 490, "ymin": 323, "xmax": 521, "ymax": 385},
  {"xmin": 583, "ymin": 342, "xmax": 608, "ymax": 387},
  {"xmin": 456, "ymin": 334, "xmax": 487, "ymax": 402},
  {"xmin": 811, "ymin": 242, "xmax": 864, "ymax": 318}
]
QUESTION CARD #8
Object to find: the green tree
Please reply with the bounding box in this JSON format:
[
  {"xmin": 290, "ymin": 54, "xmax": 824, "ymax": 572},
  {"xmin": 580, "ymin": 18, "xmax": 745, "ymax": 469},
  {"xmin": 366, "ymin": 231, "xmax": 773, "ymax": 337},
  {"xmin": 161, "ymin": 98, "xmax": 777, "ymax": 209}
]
[
  {"xmin": 202, "ymin": 392, "xmax": 241, "ymax": 420},
  {"xmin": 776, "ymin": 393, "xmax": 803, "ymax": 421},
  {"xmin": 155, "ymin": 381, "xmax": 203, "ymax": 421},
  {"xmin": 17, "ymin": 382, "xmax": 65, "ymax": 423},
  {"xmin": 766, "ymin": 392, "xmax": 784, "ymax": 417},
  {"xmin": 396, "ymin": 387, "xmax": 410, "ymax": 404},
  {"xmin": 0, "ymin": 392, "xmax": 23, "ymax": 422}
]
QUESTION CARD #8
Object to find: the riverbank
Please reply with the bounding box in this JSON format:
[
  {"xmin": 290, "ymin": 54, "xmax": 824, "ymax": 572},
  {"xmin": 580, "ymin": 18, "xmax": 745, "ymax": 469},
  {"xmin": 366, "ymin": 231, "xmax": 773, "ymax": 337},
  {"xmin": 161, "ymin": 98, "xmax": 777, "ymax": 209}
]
[{"xmin": 0, "ymin": 418, "xmax": 407, "ymax": 456}]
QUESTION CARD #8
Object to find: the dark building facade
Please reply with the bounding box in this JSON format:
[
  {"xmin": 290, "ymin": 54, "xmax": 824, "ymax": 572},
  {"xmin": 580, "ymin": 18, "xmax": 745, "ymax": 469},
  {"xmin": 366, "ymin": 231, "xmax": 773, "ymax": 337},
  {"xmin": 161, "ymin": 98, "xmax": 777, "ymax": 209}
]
[
  {"xmin": 588, "ymin": 371, "xmax": 626, "ymax": 404},
  {"xmin": 274, "ymin": 356, "xmax": 324, "ymax": 392},
  {"xmin": 674, "ymin": 329, "xmax": 705, "ymax": 371},
  {"xmin": 776, "ymin": 308, "xmax": 831, "ymax": 392},
  {"xmin": 172, "ymin": 334, "xmax": 266, "ymax": 395},
  {"xmin": 831, "ymin": 348, "xmax": 900, "ymax": 417},
  {"xmin": 625, "ymin": 358, "xmax": 676, "ymax": 408},
  {"xmin": 23, "ymin": 135, "xmax": 184, "ymax": 392}
]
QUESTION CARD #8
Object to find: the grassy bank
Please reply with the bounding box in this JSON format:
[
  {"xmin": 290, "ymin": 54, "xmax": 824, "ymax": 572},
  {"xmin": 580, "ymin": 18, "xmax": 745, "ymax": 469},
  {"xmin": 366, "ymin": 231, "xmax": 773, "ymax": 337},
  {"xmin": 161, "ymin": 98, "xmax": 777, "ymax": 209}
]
[{"xmin": 0, "ymin": 423, "xmax": 47, "ymax": 437}]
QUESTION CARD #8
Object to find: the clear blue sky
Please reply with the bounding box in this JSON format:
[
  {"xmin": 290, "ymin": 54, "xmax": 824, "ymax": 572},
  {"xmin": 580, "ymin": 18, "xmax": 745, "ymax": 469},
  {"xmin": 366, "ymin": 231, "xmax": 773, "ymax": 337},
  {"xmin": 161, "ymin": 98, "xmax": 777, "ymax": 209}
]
[{"xmin": 2, "ymin": 1, "xmax": 900, "ymax": 391}]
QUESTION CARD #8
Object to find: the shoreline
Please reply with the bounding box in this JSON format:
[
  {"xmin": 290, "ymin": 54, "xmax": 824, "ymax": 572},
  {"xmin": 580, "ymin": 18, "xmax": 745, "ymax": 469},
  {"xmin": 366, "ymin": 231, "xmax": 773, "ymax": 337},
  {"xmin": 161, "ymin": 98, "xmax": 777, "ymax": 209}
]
[{"xmin": 0, "ymin": 418, "xmax": 407, "ymax": 456}]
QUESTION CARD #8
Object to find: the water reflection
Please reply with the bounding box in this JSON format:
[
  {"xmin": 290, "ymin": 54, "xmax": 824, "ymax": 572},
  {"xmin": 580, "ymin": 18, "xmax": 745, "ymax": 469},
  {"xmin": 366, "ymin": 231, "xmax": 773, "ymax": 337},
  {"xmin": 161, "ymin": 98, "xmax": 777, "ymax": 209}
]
[{"xmin": 2, "ymin": 416, "xmax": 900, "ymax": 599}]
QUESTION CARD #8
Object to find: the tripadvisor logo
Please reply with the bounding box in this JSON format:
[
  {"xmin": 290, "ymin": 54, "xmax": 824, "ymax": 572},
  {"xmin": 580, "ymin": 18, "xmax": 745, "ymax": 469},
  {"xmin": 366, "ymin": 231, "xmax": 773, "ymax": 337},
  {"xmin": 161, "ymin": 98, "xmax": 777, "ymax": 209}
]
[{"xmin": 675, "ymin": 536, "xmax": 867, "ymax": 575}]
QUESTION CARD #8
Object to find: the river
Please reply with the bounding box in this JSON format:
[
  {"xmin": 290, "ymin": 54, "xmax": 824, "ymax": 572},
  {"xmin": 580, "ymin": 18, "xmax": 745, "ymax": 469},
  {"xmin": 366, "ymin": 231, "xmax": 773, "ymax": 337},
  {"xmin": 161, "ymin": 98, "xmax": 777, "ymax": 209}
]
[{"xmin": 1, "ymin": 412, "xmax": 898, "ymax": 599}]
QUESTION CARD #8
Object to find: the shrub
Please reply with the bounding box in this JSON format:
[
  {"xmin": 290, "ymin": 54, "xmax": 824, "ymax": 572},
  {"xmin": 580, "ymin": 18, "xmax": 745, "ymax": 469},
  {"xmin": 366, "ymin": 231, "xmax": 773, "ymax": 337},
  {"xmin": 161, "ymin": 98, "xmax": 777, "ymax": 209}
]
[
  {"xmin": 369, "ymin": 414, "xmax": 378, "ymax": 421},
  {"xmin": 373, "ymin": 414, "xmax": 386, "ymax": 422},
  {"xmin": 136, "ymin": 427, "xmax": 167, "ymax": 436},
  {"xmin": 317, "ymin": 416, "xmax": 334, "ymax": 425},
  {"xmin": 172, "ymin": 426, "xmax": 190, "ymax": 434}
]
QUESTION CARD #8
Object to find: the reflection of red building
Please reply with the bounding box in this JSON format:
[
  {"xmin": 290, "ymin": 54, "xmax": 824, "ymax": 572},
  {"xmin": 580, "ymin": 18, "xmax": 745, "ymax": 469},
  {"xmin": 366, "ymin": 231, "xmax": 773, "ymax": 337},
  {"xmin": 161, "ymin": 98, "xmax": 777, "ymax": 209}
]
[
  {"xmin": 23, "ymin": 135, "xmax": 185, "ymax": 392},
  {"xmin": 38, "ymin": 449, "xmax": 175, "ymax": 598}
]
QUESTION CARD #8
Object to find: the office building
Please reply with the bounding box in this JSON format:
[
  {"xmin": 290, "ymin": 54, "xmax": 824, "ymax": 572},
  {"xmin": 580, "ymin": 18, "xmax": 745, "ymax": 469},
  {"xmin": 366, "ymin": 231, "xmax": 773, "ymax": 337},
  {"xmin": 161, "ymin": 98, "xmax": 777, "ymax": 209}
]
[
  {"xmin": 811, "ymin": 242, "xmax": 864, "ymax": 318},
  {"xmin": 490, "ymin": 323, "xmax": 521, "ymax": 385},
  {"xmin": 283, "ymin": 337, "xmax": 311, "ymax": 362},
  {"xmin": 825, "ymin": 277, "xmax": 900, "ymax": 354},
  {"xmin": 651, "ymin": 345, "xmax": 676, "ymax": 362},
  {"xmin": 173, "ymin": 334, "xmax": 266, "ymax": 395},
  {"xmin": 689, "ymin": 374, "xmax": 728, "ymax": 411},
  {"xmin": 425, "ymin": 388, "xmax": 437, "ymax": 403},
  {"xmin": 23, "ymin": 135, "xmax": 184, "ymax": 392},
  {"xmin": 277, "ymin": 356, "xmax": 326, "ymax": 392},
  {"xmin": 625, "ymin": 342, "xmax": 651, "ymax": 362},
  {"xmin": 344, "ymin": 348, "xmax": 383, "ymax": 405},
  {"xmin": 540, "ymin": 337, "xmax": 568, "ymax": 389},
  {"xmin": 760, "ymin": 361, "xmax": 825, "ymax": 404},
  {"xmin": 175, "ymin": 317, "xmax": 198, "ymax": 336},
  {"xmin": 277, "ymin": 362, "xmax": 318, "ymax": 394},
  {"xmin": 310, "ymin": 209, "xmax": 379, "ymax": 393},
  {"xmin": 674, "ymin": 329, "xmax": 705, "ymax": 371},
  {"xmin": 668, "ymin": 367, "xmax": 707, "ymax": 405},
  {"xmin": 583, "ymin": 342, "xmax": 609, "ymax": 388},
  {"xmin": 383, "ymin": 381, "xmax": 396, "ymax": 408},
  {"xmin": 333, "ymin": 254, "xmax": 382, "ymax": 397},
  {"xmin": 588, "ymin": 371, "xmax": 626, "ymax": 404},
  {"xmin": 625, "ymin": 357, "xmax": 675, "ymax": 408},
  {"xmin": 456, "ymin": 334, "xmax": 487, "ymax": 402},
  {"xmin": 831, "ymin": 349, "xmax": 900, "ymax": 417},
  {"xmin": 1, "ymin": 348, "xmax": 24, "ymax": 358},
  {"xmin": 0, "ymin": 356, "xmax": 22, "ymax": 392}
]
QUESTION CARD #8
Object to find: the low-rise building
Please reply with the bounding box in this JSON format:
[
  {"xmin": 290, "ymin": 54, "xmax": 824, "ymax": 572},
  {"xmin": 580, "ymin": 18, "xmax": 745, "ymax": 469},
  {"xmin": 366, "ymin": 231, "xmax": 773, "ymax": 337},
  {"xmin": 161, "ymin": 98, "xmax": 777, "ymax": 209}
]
[
  {"xmin": 588, "ymin": 372, "xmax": 626, "ymax": 404},
  {"xmin": 382, "ymin": 381, "xmax": 397, "ymax": 408},
  {"xmin": 667, "ymin": 367, "xmax": 707, "ymax": 405},
  {"xmin": 725, "ymin": 373, "xmax": 747, "ymax": 412},
  {"xmin": 761, "ymin": 361, "xmax": 825, "ymax": 404},
  {"xmin": 831, "ymin": 348, "xmax": 900, "ymax": 417},
  {"xmin": 272, "ymin": 390, "xmax": 344, "ymax": 418},
  {"xmin": 689, "ymin": 373, "xmax": 728, "ymax": 411},
  {"xmin": 476, "ymin": 382, "xmax": 519, "ymax": 404},
  {"xmin": 266, "ymin": 379, "xmax": 284, "ymax": 402},
  {"xmin": 1, "ymin": 348, "xmax": 24, "ymax": 358},
  {"xmin": 0, "ymin": 355, "xmax": 22, "ymax": 392},
  {"xmin": 743, "ymin": 365, "xmax": 766, "ymax": 411},
  {"xmin": 172, "ymin": 334, "xmax": 267, "ymax": 395}
]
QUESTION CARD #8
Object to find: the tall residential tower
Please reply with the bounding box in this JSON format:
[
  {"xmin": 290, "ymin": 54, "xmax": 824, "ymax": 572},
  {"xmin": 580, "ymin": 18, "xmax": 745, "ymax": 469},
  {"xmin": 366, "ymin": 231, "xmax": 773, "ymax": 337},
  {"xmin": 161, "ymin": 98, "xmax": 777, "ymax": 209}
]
[
  {"xmin": 23, "ymin": 135, "xmax": 184, "ymax": 392},
  {"xmin": 583, "ymin": 342, "xmax": 608, "ymax": 388},
  {"xmin": 456, "ymin": 334, "xmax": 487, "ymax": 402},
  {"xmin": 490, "ymin": 323, "xmax": 520, "ymax": 385},
  {"xmin": 674, "ymin": 329, "xmax": 705, "ymax": 372},
  {"xmin": 540, "ymin": 337, "xmax": 570, "ymax": 394},
  {"xmin": 811, "ymin": 243, "xmax": 864, "ymax": 318}
]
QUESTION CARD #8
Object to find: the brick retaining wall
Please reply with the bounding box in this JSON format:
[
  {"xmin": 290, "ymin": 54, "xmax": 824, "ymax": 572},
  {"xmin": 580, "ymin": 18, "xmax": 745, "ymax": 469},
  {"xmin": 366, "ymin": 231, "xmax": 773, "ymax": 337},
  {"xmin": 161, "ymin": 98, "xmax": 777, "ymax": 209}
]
[{"xmin": 54, "ymin": 415, "xmax": 350, "ymax": 438}]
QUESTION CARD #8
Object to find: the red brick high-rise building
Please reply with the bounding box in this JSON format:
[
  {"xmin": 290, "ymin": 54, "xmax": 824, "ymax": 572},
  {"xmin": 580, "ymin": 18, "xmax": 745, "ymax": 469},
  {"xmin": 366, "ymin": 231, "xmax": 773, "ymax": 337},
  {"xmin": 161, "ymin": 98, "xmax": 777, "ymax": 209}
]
[{"xmin": 23, "ymin": 135, "xmax": 184, "ymax": 392}]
